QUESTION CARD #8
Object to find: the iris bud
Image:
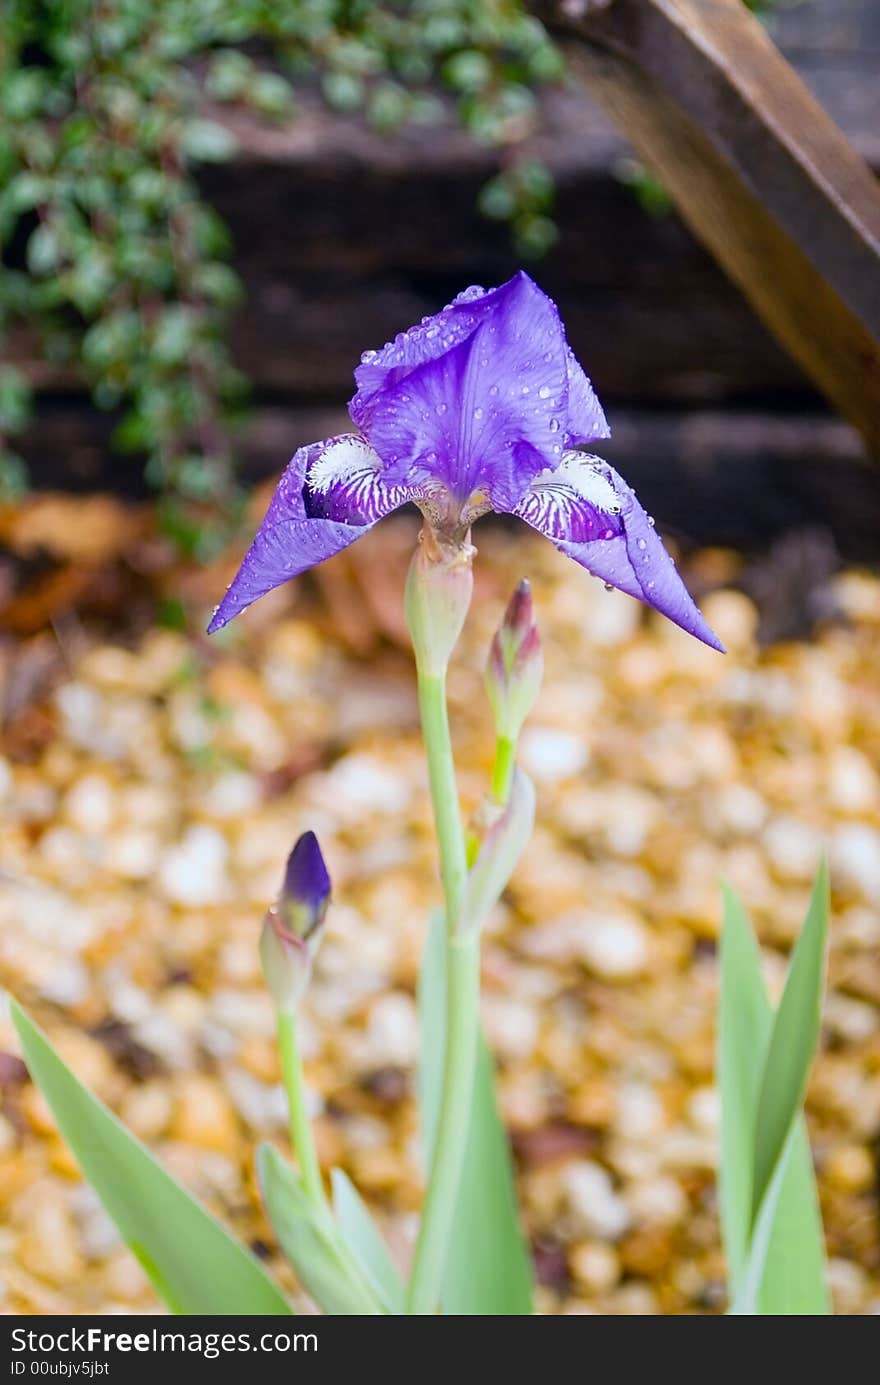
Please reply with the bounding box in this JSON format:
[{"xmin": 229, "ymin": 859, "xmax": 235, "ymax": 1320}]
[
  {"xmin": 404, "ymin": 529, "xmax": 475, "ymax": 677},
  {"xmin": 485, "ymin": 579, "xmax": 543, "ymax": 741},
  {"xmin": 260, "ymin": 831, "xmax": 330, "ymax": 1011}
]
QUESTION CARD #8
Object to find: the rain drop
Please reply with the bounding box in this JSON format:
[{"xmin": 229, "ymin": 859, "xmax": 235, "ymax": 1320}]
[
  {"xmin": 521, "ymin": 385, "xmax": 530, "ymax": 395},
  {"xmin": 549, "ymin": 418, "xmax": 560, "ymax": 433},
  {"xmin": 647, "ymin": 516, "xmax": 656, "ymax": 527},
  {"xmin": 637, "ymin": 538, "xmax": 647, "ymax": 550},
  {"xmin": 435, "ymin": 402, "xmax": 448, "ymax": 415},
  {"xmin": 603, "ymin": 582, "xmax": 615, "ymax": 592},
  {"xmin": 538, "ymin": 385, "xmax": 552, "ymax": 399},
  {"xmin": 473, "ymin": 407, "xmax": 484, "ymax": 420}
]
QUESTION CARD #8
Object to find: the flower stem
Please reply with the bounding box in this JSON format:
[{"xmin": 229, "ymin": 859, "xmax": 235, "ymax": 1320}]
[
  {"xmin": 490, "ymin": 733, "xmax": 516, "ymax": 805},
  {"xmin": 407, "ymin": 670, "xmax": 480, "ymax": 1315},
  {"xmin": 277, "ymin": 1008, "xmax": 327, "ymax": 1210}
]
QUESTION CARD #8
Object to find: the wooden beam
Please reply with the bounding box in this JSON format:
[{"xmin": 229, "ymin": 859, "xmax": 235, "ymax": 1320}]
[{"xmin": 537, "ymin": 0, "xmax": 880, "ymax": 455}]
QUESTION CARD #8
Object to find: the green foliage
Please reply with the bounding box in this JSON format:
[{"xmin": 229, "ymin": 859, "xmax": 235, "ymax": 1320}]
[
  {"xmin": 418, "ymin": 910, "xmax": 534, "ymax": 1314},
  {"xmin": 11, "ymin": 1001, "xmax": 292, "ymax": 1316},
  {"xmin": 718, "ymin": 868, "xmax": 831, "ymax": 1315},
  {"xmin": 0, "ymin": 1, "xmax": 561, "ymax": 523}
]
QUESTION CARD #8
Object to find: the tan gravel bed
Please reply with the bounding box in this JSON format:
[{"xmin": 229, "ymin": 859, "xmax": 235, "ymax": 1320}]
[{"xmin": 1, "ymin": 516, "xmax": 878, "ymax": 1315}]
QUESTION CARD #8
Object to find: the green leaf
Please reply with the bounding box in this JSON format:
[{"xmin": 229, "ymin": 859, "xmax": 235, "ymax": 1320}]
[
  {"xmin": 718, "ymin": 877, "xmax": 830, "ymax": 1315},
  {"xmin": 718, "ymin": 884, "xmax": 774, "ymax": 1289},
  {"xmin": 758, "ymin": 1116, "xmax": 829, "ymax": 1315},
  {"xmin": 751, "ymin": 862, "xmax": 829, "ymax": 1225},
  {"xmin": 11, "ymin": 1002, "xmax": 291, "ymax": 1316},
  {"xmin": 418, "ymin": 912, "xmax": 534, "ymax": 1315},
  {"xmin": 331, "ymin": 1168, "xmax": 405, "ymax": 1313},
  {"xmin": 258, "ymin": 1144, "xmax": 385, "ymax": 1315}
]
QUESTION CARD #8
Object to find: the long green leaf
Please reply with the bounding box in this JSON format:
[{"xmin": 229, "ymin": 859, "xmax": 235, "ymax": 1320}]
[
  {"xmin": 11, "ymin": 1000, "xmax": 291, "ymax": 1316},
  {"xmin": 718, "ymin": 884, "xmax": 773, "ymax": 1288},
  {"xmin": 258, "ymin": 1144, "xmax": 385, "ymax": 1315},
  {"xmin": 331, "ymin": 1168, "xmax": 405, "ymax": 1313},
  {"xmin": 751, "ymin": 861, "xmax": 829, "ymax": 1224},
  {"xmin": 418, "ymin": 912, "xmax": 534, "ymax": 1315},
  {"xmin": 718, "ymin": 879, "xmax": 830, "ymax": 1314},
  {"xmin": 758, "ymin": 1116, "xmax": 829, "ymax": 1314}
]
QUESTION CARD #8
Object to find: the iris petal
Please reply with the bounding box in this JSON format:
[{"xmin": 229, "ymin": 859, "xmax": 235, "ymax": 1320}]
[
  {"xmin": 513, "ymin": 453, "xmax": 724, "ymax": 651},
  {"xmin": 565, "ymin": 348, "xmax": 610, "ymax": 446},
  {"xmin": 207, "ymin": 437, "xmax": 410, "ymax": 633},
  {"xmin": 351, "ymin": 272, "xmax": 570, "ymax": 512}
]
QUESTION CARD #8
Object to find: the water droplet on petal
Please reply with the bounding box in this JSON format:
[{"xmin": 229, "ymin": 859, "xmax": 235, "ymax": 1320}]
[
  {"xmin": 360, "ymin": 349, "xmax": 377, "ymax": 364},
  {"xmin": 489, "ymin": 385, "xmax": 499, "ymax": 396},
  {"xmin": 549, "ymin": 418, "xmax": 560, "ymax": 433},
  {"xmin": 637, "ymin": 537, "xmax": 647, "ymax": 550},
  {"xmin": 435, "ymin": 402, "xmax": 448, "ymax": 415},
  {"xmin": 473, "ymin": 407, "xmax": 484, "ymax": 420},
  {"xmin": 538, "ymin": 385, "xmax": 552, "ymax": 399},
  {"xmin": 647, "ymin": 516, "xmax": 656, "ymax": 527},
  {"xmin": 521, "ymin": 385, "xmax": 530, "ymax": 395},
  {"xmin": 603, "ymin": 582, "xmax": 615, "ymax": 592},
  {"xmin": 602, "ymin": 528, "xmax": 614, "ymax": 539}
]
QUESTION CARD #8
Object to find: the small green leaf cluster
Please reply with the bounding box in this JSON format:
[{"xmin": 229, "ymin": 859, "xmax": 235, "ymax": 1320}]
[{"xmin": 0, "ymin": 2, "xmax": 561, "ymax": 521}]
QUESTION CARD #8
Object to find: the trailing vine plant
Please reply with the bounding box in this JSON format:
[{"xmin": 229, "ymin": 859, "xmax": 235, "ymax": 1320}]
[{"xmin": 0, "ymin": 1, "xmax": 563, "ymax": 542}]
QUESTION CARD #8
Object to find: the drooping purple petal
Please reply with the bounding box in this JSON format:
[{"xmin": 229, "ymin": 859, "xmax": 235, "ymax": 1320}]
[
  {"xmin": 207, "ymin": 436, "xmax": 410, "ymax": 633},
  {"xmin": 513, "ymin": 452, "xmax": 724, "ymax": 651},
  {"xmin": 350, "ymin": 272, "xmax": 571, "ymax": 512}
]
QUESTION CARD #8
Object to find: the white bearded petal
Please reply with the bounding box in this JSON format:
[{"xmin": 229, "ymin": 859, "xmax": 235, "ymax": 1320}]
[
  {"xmin": 306, "ymin": 434, "xmax": 414, "ymax": 524},
  {"xmin": 516, "ymin": 451, "xmax": 621, "ymax": 540},
  {"xmin": 306, "ymin": 435, "xmax": 384, "ymax": 493},
  {"xmin": 554, "ymin": 452, "xmax": 622, "ymax": 512}
]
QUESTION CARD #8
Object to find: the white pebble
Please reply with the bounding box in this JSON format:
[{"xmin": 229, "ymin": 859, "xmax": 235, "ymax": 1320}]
[
  {"xmin": 614, "ymin": 1083, "xmax": 665, "ymax": 1140},
  {"xmin": 576, "ymin": 914, "xmax": 650, "ymax": 979},
  {"xmin": 764, "ymin": 816, "xmax": 823, "ymax": 882},
  {"xmin": 520, "ymin": 727, "xmax": 589, "ymax": 783},
  {"xmin": 202, "ymin": 772, "xmax": 261, "ymax": 819},
  {"xmin": 625, "ymin": 1176, "xmax": 688, "ymax": 1227},
  {"xmin": 716, "ymin": 784, "xmax": 767, "ymax": 836},
  {"xmin": 828, "ymin": 748, "xmax": 879, "ymax": 814},
  {"xmin": 832, "ymin": 824, "xmax": 880, "ymax": 903},
  {"xmin": 158, "ymin": 825, "xmax": 229, "ymax": 906},
  {"xmin": 365, "ymin": 993, "xmax": 420, "ymax": 1067},
  {"xmin": 562, "ymin": 1161, "xmax": 631, "ymax": 1240}
]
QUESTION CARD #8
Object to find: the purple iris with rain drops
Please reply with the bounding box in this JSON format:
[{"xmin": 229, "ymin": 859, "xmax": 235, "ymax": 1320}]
[{"xmin": 209, "ymin": 272, "xmax": 723, "ymax": 651}]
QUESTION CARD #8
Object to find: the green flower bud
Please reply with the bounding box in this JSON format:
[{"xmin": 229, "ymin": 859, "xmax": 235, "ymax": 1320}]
[{"xmin": 485, "ymin": 579, "xmax": 543, "ymax": 741}]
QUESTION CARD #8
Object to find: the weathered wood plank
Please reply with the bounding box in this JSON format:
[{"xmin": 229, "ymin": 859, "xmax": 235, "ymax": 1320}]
[
  {"xmin": 18, "ymin": 401, "xmax": 876, "ymax": 559},
  {"xmin": 536, "ymin": 0, "xmax": 880, "ymax": 454}
]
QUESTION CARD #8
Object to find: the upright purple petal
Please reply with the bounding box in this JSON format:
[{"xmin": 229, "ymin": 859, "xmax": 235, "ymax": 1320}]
[
  {"xmin": 565, "ymin": 348, "xmax": 610, "ymax": 446},
  {"xmin": 207, "ymin": 436, "xmax": 409, "ymax": 633},
  {"xmin": 350, "ymin": 273, "xmax": 571, "ymax": 512},
  {"xmin": 513, "ymin": 452, "xmax": 724, "ymax": 651}
]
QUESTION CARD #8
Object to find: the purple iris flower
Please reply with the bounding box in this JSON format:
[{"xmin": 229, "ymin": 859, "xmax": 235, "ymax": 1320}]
[{"xmin": 209, "ymin": 273, "xmax": 722, "ymax": 651}]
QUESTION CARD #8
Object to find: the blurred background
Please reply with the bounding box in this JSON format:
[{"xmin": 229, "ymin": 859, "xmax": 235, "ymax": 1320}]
[{"xmin": 0, "ymin": 0, "xmax": 878, "ymax": 1315}]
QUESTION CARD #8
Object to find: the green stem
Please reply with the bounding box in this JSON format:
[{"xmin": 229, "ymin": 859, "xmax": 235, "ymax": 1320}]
[
  {"xmin": 416, "ymin": 672, "xmax": 469, "ymax": 933},
  {"xmin": 277, "ymin": 1008, "xmax": 327, "ymax": 1210},
  {"xmin": 406, "ymin": 670, "xmax": 480, "ymax": 1315},
  {"xmin": 490, "ymin": 733, "xmax": 516, "ymax": 805}
]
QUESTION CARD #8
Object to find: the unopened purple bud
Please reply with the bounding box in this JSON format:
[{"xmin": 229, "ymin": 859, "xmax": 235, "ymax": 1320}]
[
  {"xmin": 260, "ymin": 832, "xmax": 331, "ymax": 1010},
  {"xmin": 485, "ymin": 579, "xmax": 543, "ymax": 740},
  {"xmin": 281, "ymin": 831, "xmax": 331, "ymax": 940}
]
